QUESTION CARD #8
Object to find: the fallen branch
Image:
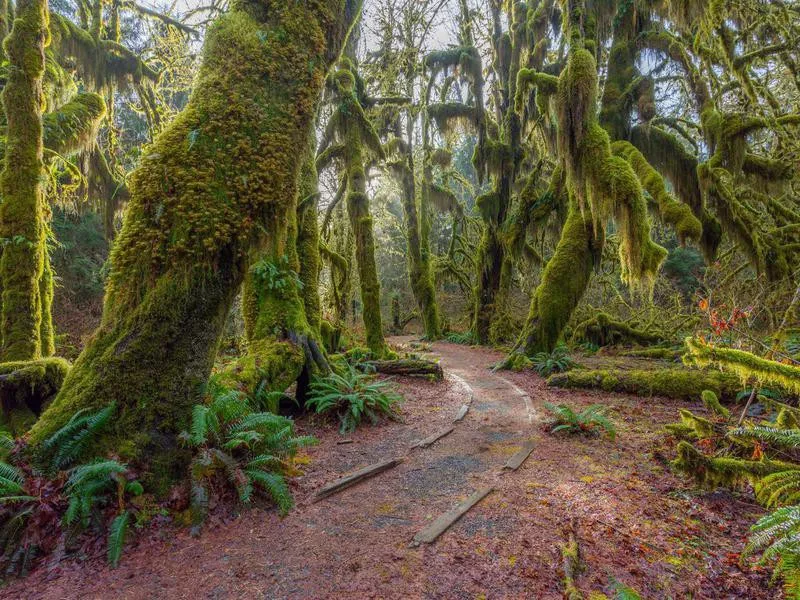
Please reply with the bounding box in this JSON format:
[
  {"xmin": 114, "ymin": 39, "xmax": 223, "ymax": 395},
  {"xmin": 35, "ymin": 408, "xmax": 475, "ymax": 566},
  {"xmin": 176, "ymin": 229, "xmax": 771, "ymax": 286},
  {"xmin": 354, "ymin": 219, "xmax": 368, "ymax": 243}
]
[{"xmin": 363, "ymin": 359, "xmax": 443, "ymax": 380}]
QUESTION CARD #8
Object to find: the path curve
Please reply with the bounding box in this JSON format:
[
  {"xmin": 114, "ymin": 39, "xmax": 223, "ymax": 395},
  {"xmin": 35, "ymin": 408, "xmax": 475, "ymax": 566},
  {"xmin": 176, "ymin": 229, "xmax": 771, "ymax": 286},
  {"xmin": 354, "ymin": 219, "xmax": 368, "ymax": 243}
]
[{"xmin": 5, "ymin": 339, "xmax": 772, "ymax": 599}]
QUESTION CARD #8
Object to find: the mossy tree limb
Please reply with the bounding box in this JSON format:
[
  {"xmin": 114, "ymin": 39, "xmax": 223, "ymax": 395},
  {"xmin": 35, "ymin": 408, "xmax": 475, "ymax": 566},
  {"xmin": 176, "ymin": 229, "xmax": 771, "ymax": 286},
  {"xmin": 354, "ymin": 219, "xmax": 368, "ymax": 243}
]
[{"xmin": 28, "ymin": 0, "xmax": 361, "ymax": 491}]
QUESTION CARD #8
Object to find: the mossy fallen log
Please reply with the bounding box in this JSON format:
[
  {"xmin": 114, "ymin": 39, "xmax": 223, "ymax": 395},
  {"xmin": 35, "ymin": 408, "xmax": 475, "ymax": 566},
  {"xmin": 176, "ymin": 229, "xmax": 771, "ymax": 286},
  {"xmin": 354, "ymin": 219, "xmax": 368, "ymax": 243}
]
[
  {"xmin": 363, "ymin": 359, "xmax": 443, "ymax": 380},
  {"xmin": 546, "ymin": 367, "xmax": 742, "ymax": 400},
  {"xmin": 572, "ymin": 312, "xmax": 662, "ymax": 347},
  {"xmin": 0, "ymin": 358, "xmax": 70, "ymax": 435}
]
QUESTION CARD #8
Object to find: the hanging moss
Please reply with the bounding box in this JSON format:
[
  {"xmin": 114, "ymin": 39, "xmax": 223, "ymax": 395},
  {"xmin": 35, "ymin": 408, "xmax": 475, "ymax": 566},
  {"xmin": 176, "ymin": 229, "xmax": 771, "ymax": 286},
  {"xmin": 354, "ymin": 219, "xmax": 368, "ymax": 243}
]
[
  {"xmin": 611, "ymin": 140, "xmax": 701, "ymax": 245},
  {"xmin": 320, "ymin": 62, "xmax": 390, "ymax": 356},
  {"xmin": 41, "ymin": 91, "xmax": 106, "ymax": 155},
  {"xmin": 0, "ymin": 357, "xmax": 70, "ymax": 436},
  {"xmin": 547, "ymin": 367, "xmax": 742, "ymax": 400},
  {"xmin": 685, "ymin": 337, "xmax": 800, "ymax": 395},
  {"xmin": 427, "ymin": 102, "xmax": 479, "ymax": 137},
  {"xmin": 28, "ymin": 0, "xmax": 360, "ymax": 493}
]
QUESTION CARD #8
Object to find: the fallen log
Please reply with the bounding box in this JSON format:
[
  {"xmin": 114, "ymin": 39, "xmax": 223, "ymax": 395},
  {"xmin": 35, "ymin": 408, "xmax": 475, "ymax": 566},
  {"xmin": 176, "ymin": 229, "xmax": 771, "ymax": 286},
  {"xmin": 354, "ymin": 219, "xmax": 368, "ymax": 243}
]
[{"xmin": 363, "ymin": 359, "xmax": 443, "ymax": 380}]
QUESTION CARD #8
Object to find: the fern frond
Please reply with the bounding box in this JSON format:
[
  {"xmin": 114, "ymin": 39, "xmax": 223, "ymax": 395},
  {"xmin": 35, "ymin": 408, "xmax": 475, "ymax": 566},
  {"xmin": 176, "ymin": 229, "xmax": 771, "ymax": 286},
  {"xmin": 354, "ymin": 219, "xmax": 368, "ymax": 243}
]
[
  {"xmin": 729, "ymin": 426, "xmax": 800, "ymax": 449},
  {"xmin": 107, "ymin": 511, "xmax": 130, "ymax": 567},
  {"xmin": 245, "ymin": 470, "xmax": 293, "ymax": 515}
]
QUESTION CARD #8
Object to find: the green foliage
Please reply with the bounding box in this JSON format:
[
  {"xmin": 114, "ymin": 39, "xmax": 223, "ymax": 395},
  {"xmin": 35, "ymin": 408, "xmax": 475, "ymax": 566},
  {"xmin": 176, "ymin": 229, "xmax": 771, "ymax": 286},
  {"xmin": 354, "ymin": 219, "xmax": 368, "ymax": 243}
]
[
  {"xmin": 531, "ymin": 345, "xmax": 575, "ymax": 377},
  {"xmin": 661, "ymin": 246, "xmax": 704, "ymax": 297},
  {"xmin": 445, "ymin": 331, "xmax": 475, "ymax": 345},
  {"xmin": 51, "ymin": 209, "xmax": 109, "ymax": 305},
  {"xmin": 543, "ymin": 402, "xmax": 616, "ymax": 440},
  {"xmin": 746, "ymin": 505, "xmax": 800, "ymax": 598},
  {"xmin": 107, "ymin": 512, "xmax": 130, "ymax": 568},
  {"xmin": 40, "ymin": 403, "xmax": 116, "ymax": 471},
  {"xmin": 306, "ymin": 364, "xmax": 402, "ymax": 434},
  {"xmin": 0, "ymin": 404, "xmax": 140, "ymax": 571},
  {"xmin": 183, "ymin": 378, "xmax": 315, "ymax": 527},
  {"xmin": 250, "ymin": 255, "xmax": 304, "ymax": 296}
]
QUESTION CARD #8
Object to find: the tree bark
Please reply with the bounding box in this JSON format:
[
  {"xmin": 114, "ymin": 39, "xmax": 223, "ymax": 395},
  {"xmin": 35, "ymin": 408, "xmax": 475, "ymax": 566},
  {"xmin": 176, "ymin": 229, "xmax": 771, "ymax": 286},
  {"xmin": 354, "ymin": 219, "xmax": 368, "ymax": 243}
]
[{"xmin": 29, "ymin": 0, "xmax": 361, "ymax": 491}]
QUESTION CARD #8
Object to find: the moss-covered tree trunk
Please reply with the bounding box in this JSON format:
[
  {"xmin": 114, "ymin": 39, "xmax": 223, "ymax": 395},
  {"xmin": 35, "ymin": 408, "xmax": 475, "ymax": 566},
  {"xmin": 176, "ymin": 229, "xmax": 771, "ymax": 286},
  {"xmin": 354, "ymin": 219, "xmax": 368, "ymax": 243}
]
[
  {"xmin": 399, "ymin": 154, "xmax": 440, "ymax": 340},
  {"xmin": 0, "ymin": 0, "xmax": 50, "ymax": 362},
  {"xmin": 346, "ymin": 136, "xmax": 389, "ymax": 356},
  {"xmin": 515, "ymin": 201, "xmax": 598, "ymax": 355},
  {"xmin": 28, "ymin": 0, "xmax": 360, "ymax": 490},
  {"xmin": 297, "ymin": 134, "xmax": 323, "ymax": 335}
]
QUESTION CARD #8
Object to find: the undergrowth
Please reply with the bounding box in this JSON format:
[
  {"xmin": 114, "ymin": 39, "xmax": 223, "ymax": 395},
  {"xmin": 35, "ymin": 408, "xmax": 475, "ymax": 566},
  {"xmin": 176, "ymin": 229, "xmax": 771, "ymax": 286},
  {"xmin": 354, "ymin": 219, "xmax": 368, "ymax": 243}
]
[
  {"xmin": 182, "ymin": 377, "xmax": 317, "ymax": 533},
  {"xmin": 306, "ymin": 363, "xmax": 402, "ymax": 433},
  {"xmin": 543, "ymin": 402, "xmax": 616, "ymax": 440}
]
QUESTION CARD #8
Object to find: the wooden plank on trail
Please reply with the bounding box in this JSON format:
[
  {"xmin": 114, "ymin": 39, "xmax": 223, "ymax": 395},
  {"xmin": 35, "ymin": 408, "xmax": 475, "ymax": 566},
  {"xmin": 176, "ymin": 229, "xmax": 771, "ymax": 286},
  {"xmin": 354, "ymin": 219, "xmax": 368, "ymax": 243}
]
[
  {"xmin": 411, "ymin": 426, "xmax": 454, "ymax": 449},
  {"xmin": 504, "ymin": 440, "xmax": 535, "ymax": 470},
  {"xmin": 453, "ymin": 404, "xmax": 469, "ymax": 422},
  {"xmin": 313, "ymin": 458, "xmax": 402, "ymax": 501},
  {"xmin": 412, "ymin": 487, "xmax": 494, "ymax": 545}
]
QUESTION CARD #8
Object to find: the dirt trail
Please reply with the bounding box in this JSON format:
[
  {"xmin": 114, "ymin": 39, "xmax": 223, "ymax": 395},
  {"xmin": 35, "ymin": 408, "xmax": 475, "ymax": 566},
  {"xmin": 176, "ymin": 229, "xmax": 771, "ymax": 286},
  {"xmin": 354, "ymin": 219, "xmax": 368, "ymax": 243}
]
[{"xmin": 6, "ymin": 339, "xmax": 772, "ymax": 599}]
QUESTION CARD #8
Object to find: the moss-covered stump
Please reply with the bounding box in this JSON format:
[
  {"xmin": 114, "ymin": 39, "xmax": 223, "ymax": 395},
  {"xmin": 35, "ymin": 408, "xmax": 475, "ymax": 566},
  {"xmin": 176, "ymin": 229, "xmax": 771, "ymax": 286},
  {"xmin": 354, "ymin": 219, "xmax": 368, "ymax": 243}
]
[
  {"xmin": 27, "ymin": 0, "xmax": 360, "ymax": 493},
  {"xmin": 546, "ymin": 367, "xmax": 742, "ymax": 401},
  {"xmin": 0, "ymin": 358, "xmax": 70, "ymax": 435}
]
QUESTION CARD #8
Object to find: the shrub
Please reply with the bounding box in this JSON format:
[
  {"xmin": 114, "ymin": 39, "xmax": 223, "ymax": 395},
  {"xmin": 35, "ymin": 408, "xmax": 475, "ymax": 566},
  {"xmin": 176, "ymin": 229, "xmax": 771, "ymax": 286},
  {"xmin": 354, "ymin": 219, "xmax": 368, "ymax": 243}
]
[
  {"xmin": 306, "ymin": 364, "xmax": 402, "ymax": 433},
  {"xmin": 543, "ymin": 402, "xmax": 616, "ymax": 440}
]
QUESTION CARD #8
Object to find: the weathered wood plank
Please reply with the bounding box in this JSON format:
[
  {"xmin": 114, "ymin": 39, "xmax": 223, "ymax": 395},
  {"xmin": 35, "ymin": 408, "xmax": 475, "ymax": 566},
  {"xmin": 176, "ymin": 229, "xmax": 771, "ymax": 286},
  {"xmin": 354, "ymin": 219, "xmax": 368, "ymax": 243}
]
[
  {"xmin": 412, "ymin": 487, "xmax": 494, "ymax": 545},
  {"xmin": 410, "ymin": 426, "xmax": 454, "ymax": 449},
  {"xmin": 504, "ymin": 440, "xmax": 535, "ymax": 470},
  {"xmin": 313, "ymin": 458, "xmax": 403, "ymax": 501}
]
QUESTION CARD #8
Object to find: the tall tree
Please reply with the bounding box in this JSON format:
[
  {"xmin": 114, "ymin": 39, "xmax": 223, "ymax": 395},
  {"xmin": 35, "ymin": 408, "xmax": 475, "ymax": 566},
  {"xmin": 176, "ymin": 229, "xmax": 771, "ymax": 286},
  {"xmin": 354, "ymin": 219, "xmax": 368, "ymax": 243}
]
[
  {"xmin": 0, "ymin": 0, "xmax": 51, "ymax": 361},
  {"xmin": 29, "ymin": 0, "xmax": 362, "ymax": 491}
]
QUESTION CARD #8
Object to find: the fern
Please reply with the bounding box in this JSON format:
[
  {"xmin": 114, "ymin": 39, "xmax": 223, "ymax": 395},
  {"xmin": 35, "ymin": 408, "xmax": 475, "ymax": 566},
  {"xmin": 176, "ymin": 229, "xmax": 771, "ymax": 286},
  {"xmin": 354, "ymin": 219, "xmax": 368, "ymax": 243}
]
[
  {"xmin": 107, "ymin": 511, "xmax": 130, "ymax": 568},
  {"xmin": 306, "ymin": 364, "xmax": 401, "ymax": 433},
  {"xmin": 544, "ymin": 402, "xmax": 616, "ymax": 439},
  {"xmin": 0, "ymin": 461, "xmax": 24, "ymax": 495},
  {"xmin": 42, "ymin": 403, "xmax": 116, "ymax": 471},
  {"xmin": 729, "ymin": 426, "xmax": 800, "ymax": 449},
  {"xmin": 757, "ymin": 471, "xmax": 800, "ymax": 508},
  {"xmin": 747, "ymin": 504, "xmax": 800, "ymax": 598},
  {"xmin": 184, "ymin": 380, "xmax": 316, "ymax": 526},
  {"xmin": 531, "ymin": 345, "xmax": 575, "ymax": 377}
]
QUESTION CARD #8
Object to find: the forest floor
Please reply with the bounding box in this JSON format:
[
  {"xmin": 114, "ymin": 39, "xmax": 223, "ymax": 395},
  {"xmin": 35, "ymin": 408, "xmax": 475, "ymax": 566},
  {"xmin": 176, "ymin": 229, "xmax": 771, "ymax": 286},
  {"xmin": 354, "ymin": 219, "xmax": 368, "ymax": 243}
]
[{"xmin": 5, "ymin": 338, "xmax": 774, "ymax": 599}]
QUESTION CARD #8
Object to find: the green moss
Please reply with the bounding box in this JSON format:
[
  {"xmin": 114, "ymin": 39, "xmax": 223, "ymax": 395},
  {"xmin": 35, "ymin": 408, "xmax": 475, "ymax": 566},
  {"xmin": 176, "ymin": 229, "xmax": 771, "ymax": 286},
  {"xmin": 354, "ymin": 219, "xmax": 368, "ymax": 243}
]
[
  {"xmin": 678, "ymin": 409, "xmax": 716, "ymax": 438},
  {"xmin": 516, "ymin": 202, "xmax": 598, "ymax": 355},
  {"xmin": 571, "ymin": 312, "xmax": 662, "ymax": 347},
  {"xmin": 673, "ymin": 440, "xmax": 800, "ymax": 489},
  {"xmin": 701, "ymin": 389, "xmax": 730, "ymax": 419},
  {"xmin": 685, "ymin": 337, "xmax": 800, "ymax": 396},
  {"xmin": 0, "ymin": 0, "xmax": 49, "ymax": 362},
  {"xmin": 28, "ymin": 0, "xmax": 359, "ymax": 493},
  {"xmin": 297, "ymin": 134, "xmax": 323, "ymax": 335},
  {"xmin": 547, "ymin": 367, "xmax": 743, "ymax": 400},
  {"xmin": 611, "ymin": 140, "xmax": 702, "ymax": 244},
  {"xmin": 41, "ymin": 91, "xmax": 106, "ymax": 156},
  {"xmin": 0, "ymin": 357, "xmax": 70, "ymax": 435},
  {"xmin": 322, "ymin": 63, "xmax": 389, "ymax": 356}
]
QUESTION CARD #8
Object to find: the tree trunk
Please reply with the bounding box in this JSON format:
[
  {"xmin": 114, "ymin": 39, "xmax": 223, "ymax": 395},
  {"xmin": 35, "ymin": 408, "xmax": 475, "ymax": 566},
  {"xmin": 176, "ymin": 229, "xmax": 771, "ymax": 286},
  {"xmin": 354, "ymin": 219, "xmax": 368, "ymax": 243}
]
[
  {"xmin": 515, "ymin": 202, "xmax": 598, "ymax": 355},
  {"xmin": 0, "ymin": 0, "xmax": 49, "ymax": 362},
  {"xmin": 346, "ymin": 135, "xmax": 388, "ymax": 356},
  {"xmin": 297, "ymin": 134, "xmax": 323, "ymax": 335},
  {"xmin": 28, "ymin": 0, "xmax": 360, "ymax": 491},
  {"xmin": 399, "ymin": 163, "xmax": 440, "ymax": 340}
]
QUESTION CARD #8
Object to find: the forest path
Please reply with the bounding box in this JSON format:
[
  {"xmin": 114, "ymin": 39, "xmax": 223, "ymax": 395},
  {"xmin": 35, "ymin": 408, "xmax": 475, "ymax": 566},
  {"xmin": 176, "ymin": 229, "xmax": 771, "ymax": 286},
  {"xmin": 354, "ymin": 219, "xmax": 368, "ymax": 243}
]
[{"xmin": 8, "ymin": 339, "xmax": 771, "ymax": 599}]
